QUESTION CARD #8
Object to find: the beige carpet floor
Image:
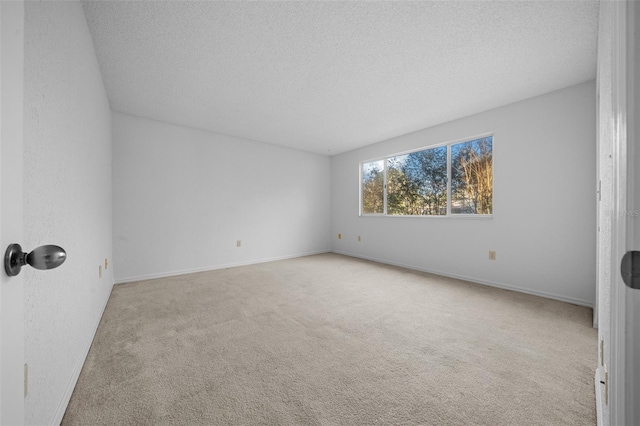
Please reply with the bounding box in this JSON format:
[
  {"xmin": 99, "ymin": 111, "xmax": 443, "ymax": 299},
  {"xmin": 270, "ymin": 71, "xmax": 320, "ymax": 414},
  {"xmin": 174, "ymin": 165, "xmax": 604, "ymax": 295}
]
[{"xmin": 63, "ymin": 253, "xmax": 596, "ymax": 425}]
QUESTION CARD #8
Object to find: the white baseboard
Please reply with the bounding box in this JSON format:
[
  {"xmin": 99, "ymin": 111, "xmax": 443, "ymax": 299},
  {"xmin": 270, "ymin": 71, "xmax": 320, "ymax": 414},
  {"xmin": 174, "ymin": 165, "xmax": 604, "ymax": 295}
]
[
  {"xmin": 117, "ymin": 249, "xmax": 594, "ymax": 307},
  {"xmin": 114, "ymin": 250, "xmax": 331, "ymax": 285},
  {"xmin": 50, "ymin": 282, "xmax": 114, "ymax": 426},
  {"xmin": 332, "ymin": 250, "xmax": 594, "ymax": 308}
]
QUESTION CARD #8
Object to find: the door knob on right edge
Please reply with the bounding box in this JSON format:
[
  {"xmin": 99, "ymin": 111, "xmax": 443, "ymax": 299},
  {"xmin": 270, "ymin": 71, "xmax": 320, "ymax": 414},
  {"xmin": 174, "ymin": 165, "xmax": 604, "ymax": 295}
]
[
  {"xmin": 621, "ymin": 251, "xmax": 640, "ymax": 290},
  {"xmin": 4, "ymin": 244, "xmax": 67, "ymax": 277}
]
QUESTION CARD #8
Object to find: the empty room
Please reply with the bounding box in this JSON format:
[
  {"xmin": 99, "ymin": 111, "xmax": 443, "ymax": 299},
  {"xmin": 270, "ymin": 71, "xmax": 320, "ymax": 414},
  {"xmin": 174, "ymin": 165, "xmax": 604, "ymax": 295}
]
[{"xmin": 1, "ymin": 0, "xmax": 639, "ymax": 425}]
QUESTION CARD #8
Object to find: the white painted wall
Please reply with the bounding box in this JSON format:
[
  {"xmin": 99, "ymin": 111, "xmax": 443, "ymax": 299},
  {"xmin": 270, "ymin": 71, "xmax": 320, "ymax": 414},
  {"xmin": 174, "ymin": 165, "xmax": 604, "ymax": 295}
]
[
  {"xmin": 331, "ymin": 81, "xmax": 596, "ymax": 307},
  {"xmin": 23, "ymin": 2, "xmax": 113, "ymax": 425},
  {"xmin": 112, "ymin": 113, "xmax": 331, "ymax": 283}
]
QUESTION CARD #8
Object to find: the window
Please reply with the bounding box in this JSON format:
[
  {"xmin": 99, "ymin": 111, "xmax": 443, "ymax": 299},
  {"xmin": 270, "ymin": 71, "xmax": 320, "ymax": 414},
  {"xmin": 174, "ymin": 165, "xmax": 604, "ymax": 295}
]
[
  {"xmin": 361, "ymin": 160, "xmax": 384, "ymax": 214},
  {"xmin": 387, "ymin": 147, "xmax": 447, "ymax": 216},
  {"xmin": 451, "ymin": 137, "xmax": 493, "ymax": 214},
  {"xmin": 360, "ymin": 136, "xmax": 493, "ymax": 216}
]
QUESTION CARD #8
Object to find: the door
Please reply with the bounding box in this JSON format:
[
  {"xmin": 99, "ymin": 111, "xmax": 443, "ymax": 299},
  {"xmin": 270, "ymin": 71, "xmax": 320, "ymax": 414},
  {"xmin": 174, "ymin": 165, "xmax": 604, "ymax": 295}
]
[
  {"xmin": 624, "ymin": 1, "xmax": 639, "ymax": 422},
  {"xmin": 611, "ymin": 1, "xmax": 639, "ymax": 424},
  {"xmin": 0, "ymin": 1, "xmax": 25, "ymax": 424}
]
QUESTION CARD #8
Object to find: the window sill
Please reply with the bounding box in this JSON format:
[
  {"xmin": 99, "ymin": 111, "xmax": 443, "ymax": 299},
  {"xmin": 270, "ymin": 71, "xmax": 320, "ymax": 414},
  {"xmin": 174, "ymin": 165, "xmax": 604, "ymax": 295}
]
[{"xmin": 360, "ymin": 214, "xmax": 493, "ymax": 219}]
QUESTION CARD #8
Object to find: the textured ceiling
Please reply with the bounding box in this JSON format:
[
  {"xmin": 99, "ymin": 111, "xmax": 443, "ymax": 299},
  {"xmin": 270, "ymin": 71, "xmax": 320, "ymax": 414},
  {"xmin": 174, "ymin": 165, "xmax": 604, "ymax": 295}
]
[{"xmin": 81, "ymin": 1, "xmax": 599, "ymax": 155}]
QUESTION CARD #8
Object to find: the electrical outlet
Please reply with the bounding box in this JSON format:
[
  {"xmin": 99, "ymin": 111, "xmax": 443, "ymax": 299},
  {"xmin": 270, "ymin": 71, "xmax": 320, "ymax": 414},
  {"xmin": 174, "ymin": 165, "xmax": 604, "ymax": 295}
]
[
  {"xmin": 488, "ymin": 251, "xmax": 497, "ymax": 260},
  {"xmin": 338, "ymin": 233, "xmax": 342, "ymax": 240},
  {"xmin": 236, "ymin": 240, "xmax": 241, "ymax": 248},
  {"xmin": 357, "ymin": 236, "xmax": 361, "ymax": 242},
  {"xmin": 99, "ymin": 265, "xmax": 102, "ymax": 278}
]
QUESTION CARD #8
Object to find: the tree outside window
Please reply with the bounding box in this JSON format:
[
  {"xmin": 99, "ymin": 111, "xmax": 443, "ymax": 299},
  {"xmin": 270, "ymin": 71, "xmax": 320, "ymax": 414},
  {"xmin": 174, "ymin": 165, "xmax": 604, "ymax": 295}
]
[
  {"xmin": 360, "ymin": 136, "xmax": 492, "ymax": 216},
  {"xmin": 361, "ymin": 160, "xmax": 384, "ymax": 214},
  {"xmin": 451, "ymin": 137, "xmax": 493, "ymax": 214}
]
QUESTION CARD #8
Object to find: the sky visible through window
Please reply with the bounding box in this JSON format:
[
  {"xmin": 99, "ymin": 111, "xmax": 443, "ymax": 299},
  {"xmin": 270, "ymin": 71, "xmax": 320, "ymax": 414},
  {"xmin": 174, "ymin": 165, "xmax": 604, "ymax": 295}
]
[{"xmin": 361, "ymin": 136, "xmax": 492, "ymax": 216}]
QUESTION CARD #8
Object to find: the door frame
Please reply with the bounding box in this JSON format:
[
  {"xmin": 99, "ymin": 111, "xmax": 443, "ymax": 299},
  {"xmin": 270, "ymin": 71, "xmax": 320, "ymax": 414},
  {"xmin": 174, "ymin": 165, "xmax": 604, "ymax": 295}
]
[
  {"xmin": 0, "ymin": 1, "xmax": 25, "ymax": 424},
  {"xmin": 628, "ymin": 1, "xmax": 640, "ymax": 421},
  {"xmin": 610, "ymin": 1, "xmax": 638, "ymax": 425},
  {"xmin": 622, "ymin": 0, "xmax": 639, "ymax": 423}
]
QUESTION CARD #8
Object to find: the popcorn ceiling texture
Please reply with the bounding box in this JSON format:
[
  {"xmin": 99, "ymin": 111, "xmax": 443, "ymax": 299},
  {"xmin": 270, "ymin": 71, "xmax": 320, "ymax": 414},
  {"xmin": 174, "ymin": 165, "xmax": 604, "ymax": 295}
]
[{"xmin": 81, "ymin": 1, "xmax": 599, "ymax": 155}]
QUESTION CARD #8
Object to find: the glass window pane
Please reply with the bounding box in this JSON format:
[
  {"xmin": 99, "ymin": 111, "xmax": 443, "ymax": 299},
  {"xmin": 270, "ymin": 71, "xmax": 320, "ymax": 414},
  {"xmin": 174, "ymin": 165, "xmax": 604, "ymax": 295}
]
[
  {"xmin": 451, "ymin": 137, "xmax": 493, "ymax": 214},
  {"xmin": 387, "ymin": 146, "xmax": 447, "ymax": 216},
  {"xmin": 361, "ymin": 160, "xmax": 384, "ymax": 214}
]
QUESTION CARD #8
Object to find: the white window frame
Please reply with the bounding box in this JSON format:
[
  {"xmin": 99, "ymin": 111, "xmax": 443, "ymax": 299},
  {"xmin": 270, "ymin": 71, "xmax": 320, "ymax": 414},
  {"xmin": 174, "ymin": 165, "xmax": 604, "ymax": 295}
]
[{"xmin": 359, "ymin": 133, "xmax": 494, "ymax": 218}]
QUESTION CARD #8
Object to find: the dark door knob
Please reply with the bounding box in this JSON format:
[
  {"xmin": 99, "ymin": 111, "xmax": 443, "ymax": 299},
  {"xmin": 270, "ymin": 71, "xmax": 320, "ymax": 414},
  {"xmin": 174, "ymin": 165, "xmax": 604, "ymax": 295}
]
[
  {"xmin": 621, "ymin": 250, "xmax": 640, "ymax": 290},
  {"xmin": 4, "ymin": 243, "xmax": 67, "ymax": 277}
]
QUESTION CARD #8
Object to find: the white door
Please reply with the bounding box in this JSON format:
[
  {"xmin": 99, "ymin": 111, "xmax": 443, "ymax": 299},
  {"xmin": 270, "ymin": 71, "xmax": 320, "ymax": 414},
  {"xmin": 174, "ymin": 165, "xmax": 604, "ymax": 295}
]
[
  {"xmin": 623, "ymin": 1, "xmax": 639, "ymax": 422},
  {"xmin": 611, "ymin": 1, "xmax": 639, "ymax": 424},
  {"xmin": 0, "ymin": 1, "xmax": 25, "ymax": 424}
]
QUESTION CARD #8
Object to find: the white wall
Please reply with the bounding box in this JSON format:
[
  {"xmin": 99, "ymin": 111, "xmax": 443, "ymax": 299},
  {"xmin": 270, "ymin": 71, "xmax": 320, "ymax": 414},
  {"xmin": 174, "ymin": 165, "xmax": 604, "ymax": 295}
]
[
  {"xmin": 113, "ymin": 113, "xmax": 331, "ymax": 283},
  {"xmin": 331, "ymin": 80, "xmax": 596, "ymax": 307},
  {"xmin": 23, "ymin": 2, "xmax": 113, "ymax": 425}
]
